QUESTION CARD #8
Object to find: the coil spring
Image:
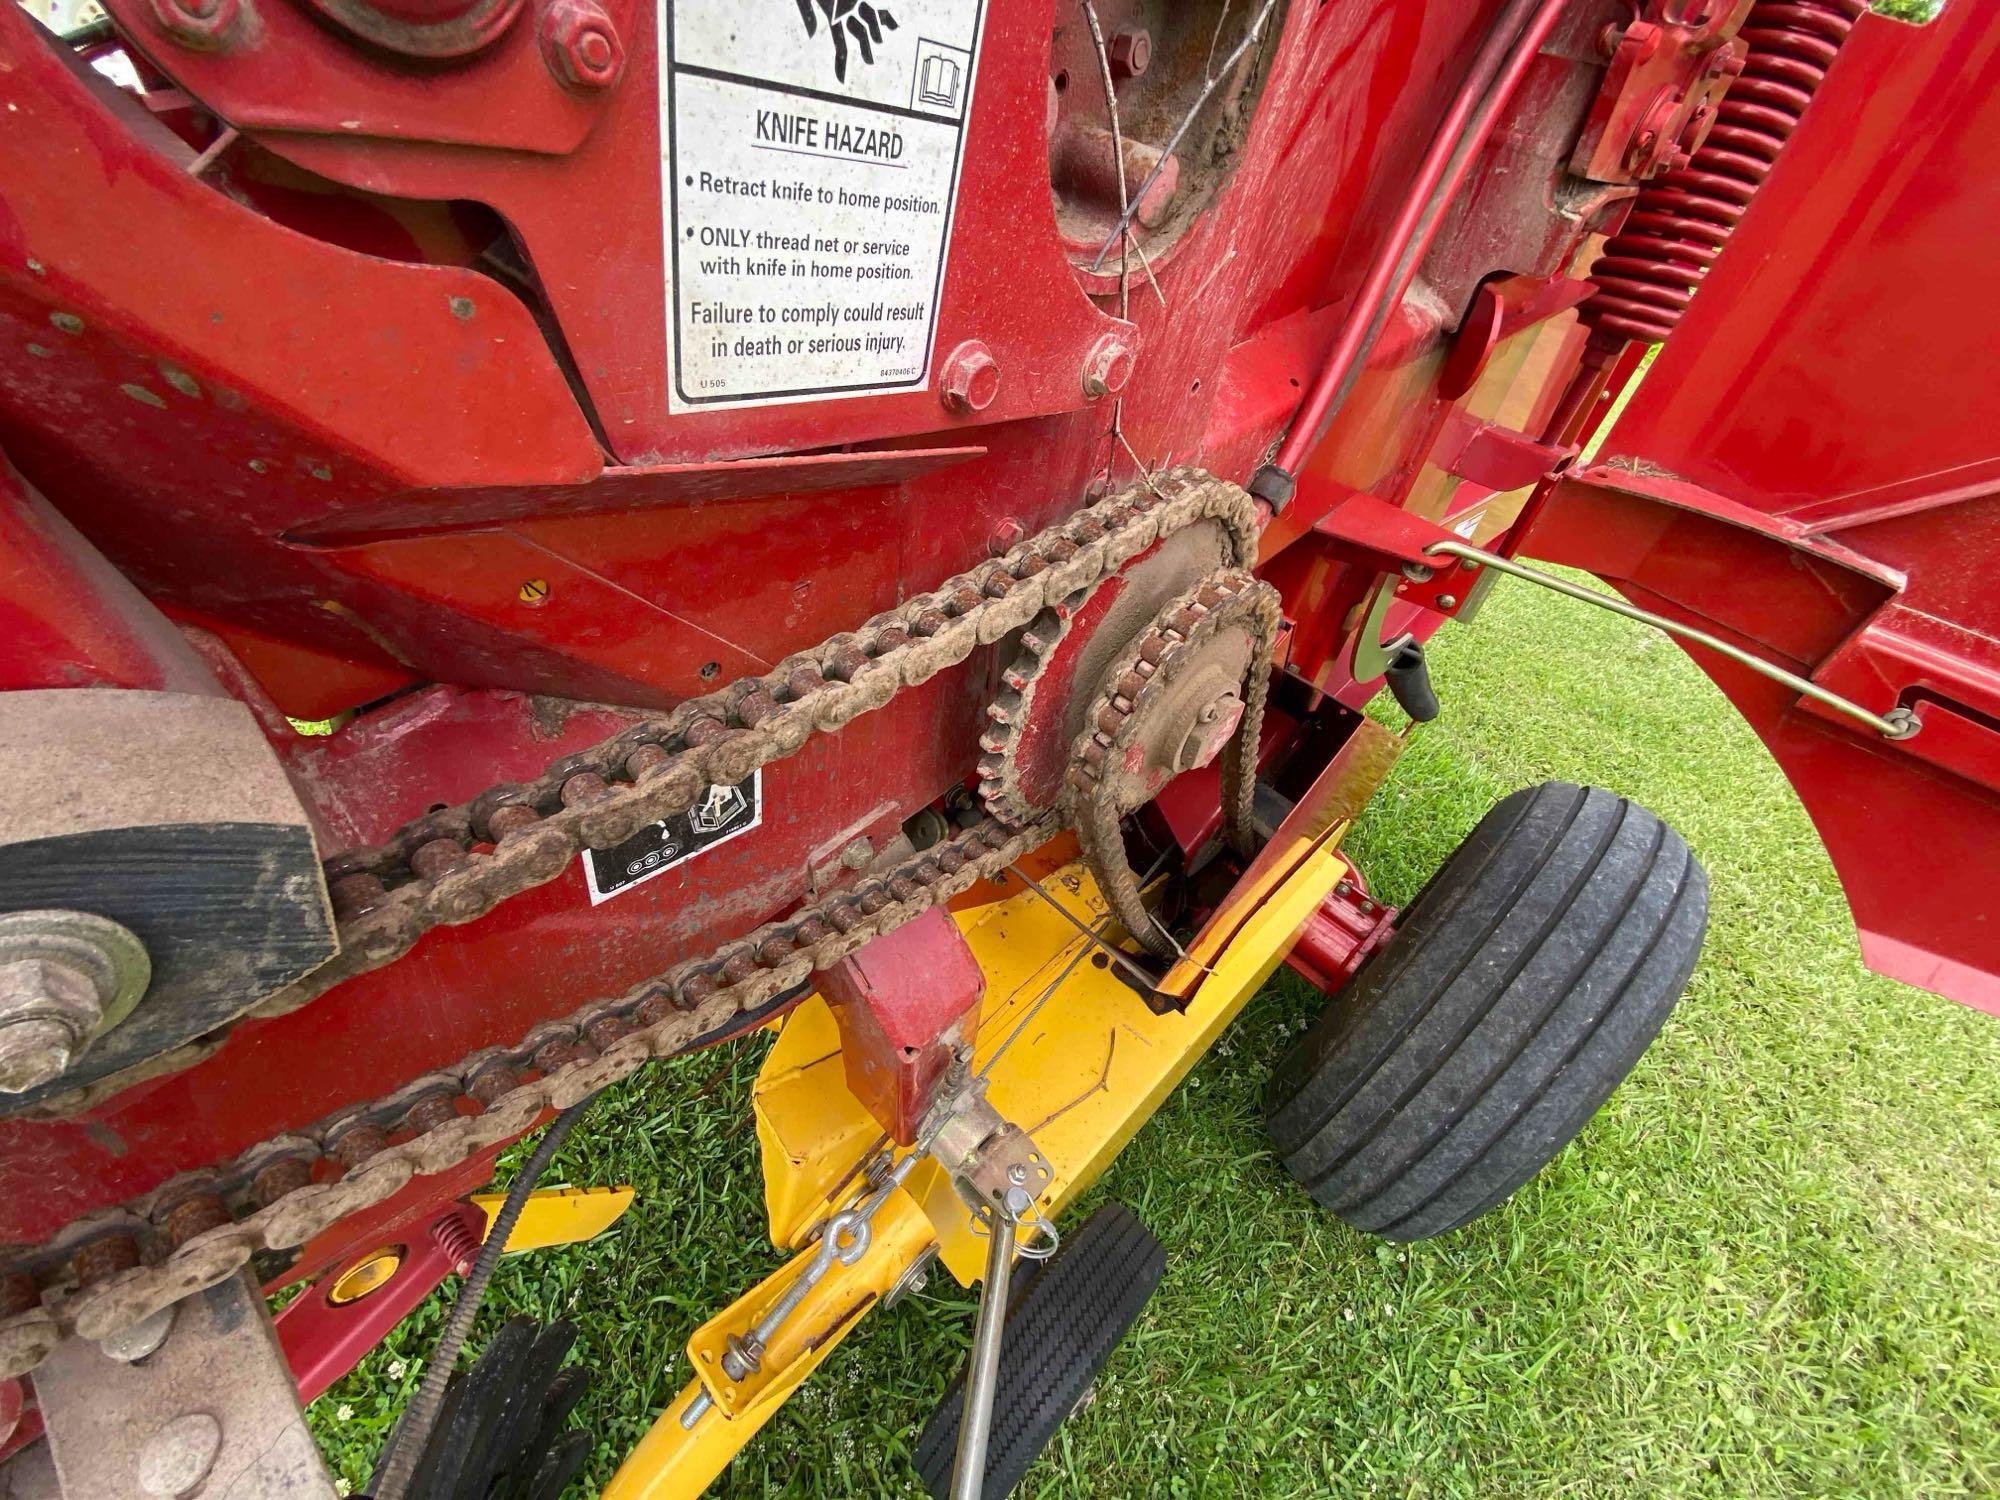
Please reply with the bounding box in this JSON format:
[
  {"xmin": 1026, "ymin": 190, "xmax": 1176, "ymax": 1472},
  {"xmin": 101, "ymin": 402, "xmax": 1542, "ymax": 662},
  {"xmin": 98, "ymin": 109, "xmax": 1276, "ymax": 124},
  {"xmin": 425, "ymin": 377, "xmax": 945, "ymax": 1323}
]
[
  {"xmin": 1580, "ymin": 0, "xmax": 1871, "ymax": 346},
  {"xmin": 430, "ymin": 1210, "xmax": 483, "ymax": 1272}
]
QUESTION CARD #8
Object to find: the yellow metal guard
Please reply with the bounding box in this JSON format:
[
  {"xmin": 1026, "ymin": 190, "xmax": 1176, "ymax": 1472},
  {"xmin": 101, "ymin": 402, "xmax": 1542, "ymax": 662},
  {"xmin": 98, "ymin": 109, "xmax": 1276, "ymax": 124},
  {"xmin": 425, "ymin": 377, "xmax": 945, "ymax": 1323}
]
[{"xmin": 602, "ymin": 808, "xmax": 1353, "ymax": 1499}]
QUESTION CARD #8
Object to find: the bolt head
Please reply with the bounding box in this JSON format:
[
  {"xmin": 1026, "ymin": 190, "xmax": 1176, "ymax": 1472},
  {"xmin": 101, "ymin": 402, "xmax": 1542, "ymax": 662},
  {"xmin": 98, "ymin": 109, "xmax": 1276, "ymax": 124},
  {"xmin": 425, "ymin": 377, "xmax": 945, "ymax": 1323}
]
[
  {"xmin": 0, "ymin": 1018, "xmax": 73, "ymax": 1093},
  {"xmin": 986, "ymin": 517, "xmax": 1026, "ymax": 557},
  {"xmin": 1081, "ymin": 333, "xmax": 1135, "ymax": 399},
  {"xmin": 542, "ymin": 0, "xmax": 623, "ymax": 89},
  {"xmin": 148, "ymin": 0, "xmax": 245, "ymax": 49},
  {"xmin": 939, "ymin": 340, "xmax": 1000, "ymax": 414},
  {"xmin": 136, "ymin": 1412, "xmax": 221, "ymax": 1498},
  {"xmin": 1176, "ymin": 692, "xmax": 1245, "ymax": 772},
  {"xmin": 1107, "ymin": 28, "xmax": 1151, "ymax": 78},
  {"xmin": 99, "ymin": 1303, "xmax": 177, "ymax": 1364},
  {"xmin": 0, "ymin": 956, "xmax": 101, "ymax": 1093}
]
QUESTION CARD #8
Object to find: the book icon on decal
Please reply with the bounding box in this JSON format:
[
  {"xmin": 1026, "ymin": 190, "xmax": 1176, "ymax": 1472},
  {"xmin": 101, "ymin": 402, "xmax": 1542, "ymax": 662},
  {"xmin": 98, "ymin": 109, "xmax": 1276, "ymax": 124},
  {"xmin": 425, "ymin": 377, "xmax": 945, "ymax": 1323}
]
[
  {"xmin": 917, "ymin": 53, "xmax": 961, "ymax": 110},
  {"xmin": 689, "ymin": 783, "xmax": 750, "ymax": 835},
  {"xmin": 910, "ymin": 36, "xmax": 971, "ymax": 116}
]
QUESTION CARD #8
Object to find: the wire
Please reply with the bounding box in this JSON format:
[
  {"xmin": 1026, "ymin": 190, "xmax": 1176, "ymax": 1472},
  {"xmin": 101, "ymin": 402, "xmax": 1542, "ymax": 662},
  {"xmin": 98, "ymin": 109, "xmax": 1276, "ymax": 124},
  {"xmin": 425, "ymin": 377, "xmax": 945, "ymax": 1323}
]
[{"xmin": 369, "ymin": 1094, "xmax": 599, "ymax": 1500}]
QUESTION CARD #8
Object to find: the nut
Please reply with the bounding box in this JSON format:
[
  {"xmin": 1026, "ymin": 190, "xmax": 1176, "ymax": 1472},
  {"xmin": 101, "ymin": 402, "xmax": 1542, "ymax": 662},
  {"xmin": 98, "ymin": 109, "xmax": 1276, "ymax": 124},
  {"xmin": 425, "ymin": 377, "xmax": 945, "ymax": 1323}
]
[
  {"xmin": 1081, "ymin": 332, "xmax": 1135, "ymax": 399},
  {"xmin": 938, "ymin": 340, "xmax": 1000, "ymax": 414},
  {"xmin": 1174, "ymin": 691, "xmax": 1245, "ymax": 772},
  {"xmin": 0, "ymin": 957, "xmax": 103, "ymax": 1093},
  {"xmin": 541, "ymin": 0, "xmax": 623, "ymax": 90},
  {"xmin": 1107, "ymin": 28, "xmax": 1151, "ymax": 78},
  {"xmin": 147, "ymin": 0, "xmax": 249, "ymax": 50}
]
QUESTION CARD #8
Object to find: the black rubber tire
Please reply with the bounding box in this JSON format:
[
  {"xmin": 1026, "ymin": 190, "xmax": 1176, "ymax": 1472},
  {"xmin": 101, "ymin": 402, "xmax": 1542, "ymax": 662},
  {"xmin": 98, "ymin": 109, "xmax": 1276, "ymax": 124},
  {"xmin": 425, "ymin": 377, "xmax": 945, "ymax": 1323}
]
[
  {"xmin": 913, "ymin": 1201, "xmax": 1165, "ymax": 1499},
  {"xmin": 1266, "ymin": 781, "xmax": 1708, "ymax": 1242}
]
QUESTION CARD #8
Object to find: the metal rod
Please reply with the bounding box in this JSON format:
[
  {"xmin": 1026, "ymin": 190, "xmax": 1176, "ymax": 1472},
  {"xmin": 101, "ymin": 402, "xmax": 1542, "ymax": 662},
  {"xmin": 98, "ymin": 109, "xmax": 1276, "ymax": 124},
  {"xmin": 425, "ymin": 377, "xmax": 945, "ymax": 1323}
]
[
  {"xmin": 950, "ymin": 1206, "xmax": 1019, "ymax": 1500},
  {"xmin": 1276, "ymin": 0, "xmax": 1567, "ymax": 472},
  {"xmin": 1086, "ymin": 0, "xmax": 1283, "ymax": 269},
  {"xmin": 1003, "ymin": 864, "xmax": 1163, "ymax": 992},
  {"xmin": 1423, "ymin": 540, "xmax": 1920, "ymax": 741}
]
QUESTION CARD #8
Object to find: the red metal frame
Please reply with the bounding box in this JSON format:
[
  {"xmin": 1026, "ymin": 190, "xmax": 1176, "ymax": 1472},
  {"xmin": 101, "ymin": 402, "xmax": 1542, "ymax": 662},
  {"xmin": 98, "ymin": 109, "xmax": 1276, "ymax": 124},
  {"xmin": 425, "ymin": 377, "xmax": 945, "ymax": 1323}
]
[
  {"xmin": 0, "ymin": 0, "xmax": 1992, "ymax": 1379},
  {"xmin": 275, "ymin": 1201, "xmax": 487, "ymax": 1405}
]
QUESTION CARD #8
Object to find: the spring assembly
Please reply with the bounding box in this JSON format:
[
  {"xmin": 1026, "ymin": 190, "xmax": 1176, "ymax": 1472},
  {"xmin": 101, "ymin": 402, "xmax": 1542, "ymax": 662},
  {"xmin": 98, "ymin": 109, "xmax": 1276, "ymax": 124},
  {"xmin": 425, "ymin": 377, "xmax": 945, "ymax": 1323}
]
[{"xmin": 1581, "ymin": 0, "xmax": 1870, "ymax": 347}]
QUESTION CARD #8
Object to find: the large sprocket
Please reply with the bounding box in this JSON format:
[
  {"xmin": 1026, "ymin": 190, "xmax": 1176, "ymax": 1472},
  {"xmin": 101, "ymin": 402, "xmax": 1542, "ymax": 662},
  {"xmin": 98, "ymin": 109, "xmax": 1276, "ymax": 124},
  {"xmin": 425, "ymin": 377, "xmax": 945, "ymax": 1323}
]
[
  {"xmin": 976, "ymin": 517, "xmax": 1241, "ymax": 826},
  {"xmin": 1064, "ymin": 569, "xmax": 1283, "ymax": 957}
]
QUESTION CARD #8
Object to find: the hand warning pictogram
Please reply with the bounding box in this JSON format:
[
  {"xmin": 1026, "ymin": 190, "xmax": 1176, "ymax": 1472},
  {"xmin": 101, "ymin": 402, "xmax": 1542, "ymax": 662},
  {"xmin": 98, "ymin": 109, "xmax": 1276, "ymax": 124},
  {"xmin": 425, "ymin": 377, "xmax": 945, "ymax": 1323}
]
[{"xmin": 791, "ymin": 0, "xmax": 898, "ymax": 83}]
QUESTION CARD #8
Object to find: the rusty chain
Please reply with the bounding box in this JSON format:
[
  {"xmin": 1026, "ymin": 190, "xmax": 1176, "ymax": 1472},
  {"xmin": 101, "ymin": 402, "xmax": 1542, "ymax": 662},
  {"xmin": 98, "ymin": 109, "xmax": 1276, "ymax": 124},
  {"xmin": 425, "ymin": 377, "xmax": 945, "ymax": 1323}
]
[
  {"xmin": 1066, "ymin": 570, "xmax": 1283, "ymax": 955},
  {"xmin": 30, "ymin": 468, "xmax": 1260, "ymax": 1117},
  {"xmin": 0, "ymin": 469, "xmax": 1262, "ymax": 1379}
]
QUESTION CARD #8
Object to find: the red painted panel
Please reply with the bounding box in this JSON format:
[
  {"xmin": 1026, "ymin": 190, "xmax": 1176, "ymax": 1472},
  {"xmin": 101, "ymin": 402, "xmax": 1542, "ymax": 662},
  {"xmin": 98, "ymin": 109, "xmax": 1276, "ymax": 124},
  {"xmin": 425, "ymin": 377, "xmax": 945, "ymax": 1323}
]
[{"xmin": 1537, "ymin": 0, "xmax": 2000, "ymax": 1013}]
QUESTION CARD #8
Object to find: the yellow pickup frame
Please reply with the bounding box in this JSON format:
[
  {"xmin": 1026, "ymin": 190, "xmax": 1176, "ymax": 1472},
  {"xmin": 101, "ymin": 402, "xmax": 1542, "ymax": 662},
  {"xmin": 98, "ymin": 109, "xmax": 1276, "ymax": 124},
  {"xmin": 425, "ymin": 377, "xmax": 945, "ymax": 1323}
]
[
  {"xmin": 471, "ymin": 1185, "xmax": 636, "ymax": 1253},
  {"xmin": 602, "ymin": 812, "xmax": 1355, "ymax": 1500}
]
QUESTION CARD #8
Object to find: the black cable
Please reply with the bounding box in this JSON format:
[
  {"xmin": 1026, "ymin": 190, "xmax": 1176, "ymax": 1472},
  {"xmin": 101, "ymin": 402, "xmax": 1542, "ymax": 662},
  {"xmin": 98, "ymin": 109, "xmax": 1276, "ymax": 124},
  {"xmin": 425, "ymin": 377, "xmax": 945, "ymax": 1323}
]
[{"xmin": 369, "ymin": 1094, "xmax": 598, "ymax": 1500}]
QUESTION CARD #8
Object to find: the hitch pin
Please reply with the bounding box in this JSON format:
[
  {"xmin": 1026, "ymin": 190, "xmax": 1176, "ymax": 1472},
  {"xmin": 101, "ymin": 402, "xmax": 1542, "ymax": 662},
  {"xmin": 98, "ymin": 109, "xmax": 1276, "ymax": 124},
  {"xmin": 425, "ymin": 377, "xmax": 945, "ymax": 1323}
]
[{"xmin": 1421, "ymin": 540, "xmax": 1921, "ymax": 742}]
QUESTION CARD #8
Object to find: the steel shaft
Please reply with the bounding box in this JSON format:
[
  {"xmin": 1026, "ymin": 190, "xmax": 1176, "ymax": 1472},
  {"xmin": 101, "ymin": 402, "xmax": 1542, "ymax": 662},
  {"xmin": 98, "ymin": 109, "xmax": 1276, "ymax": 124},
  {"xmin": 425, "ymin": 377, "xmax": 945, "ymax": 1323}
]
[{"xmin": 949, "ymin": 1210, "xmax": 1017, "ymax": 1500}]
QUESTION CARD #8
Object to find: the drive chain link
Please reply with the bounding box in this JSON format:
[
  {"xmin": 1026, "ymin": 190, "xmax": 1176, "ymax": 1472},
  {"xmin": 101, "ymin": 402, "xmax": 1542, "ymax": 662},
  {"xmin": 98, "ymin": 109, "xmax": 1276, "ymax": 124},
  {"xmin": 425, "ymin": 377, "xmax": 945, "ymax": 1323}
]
[{"xmin": 0, "ymin": 469, "xmax": 1261, "ymax": 1380}]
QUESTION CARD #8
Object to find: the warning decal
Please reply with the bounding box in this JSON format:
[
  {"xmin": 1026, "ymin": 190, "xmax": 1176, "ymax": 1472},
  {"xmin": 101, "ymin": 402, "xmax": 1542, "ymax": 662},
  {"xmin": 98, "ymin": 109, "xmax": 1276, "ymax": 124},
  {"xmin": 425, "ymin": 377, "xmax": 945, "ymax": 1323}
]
[
  {"xmin": 581, "ymin": 772, "xmax": 761, "ymax": 904},
  {"xmin": 660, "ymin": 0, "xmax": 987, "ymax": 409}
]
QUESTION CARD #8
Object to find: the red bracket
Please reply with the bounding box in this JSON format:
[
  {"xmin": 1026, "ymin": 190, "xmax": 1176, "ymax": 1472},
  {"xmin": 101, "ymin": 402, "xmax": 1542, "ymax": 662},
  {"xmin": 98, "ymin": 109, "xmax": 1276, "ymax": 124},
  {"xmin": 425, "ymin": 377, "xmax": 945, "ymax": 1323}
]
[
  {"xmin": 1309, "ymin": 492, "xmax": 1482, "ymax": 617},
  {"xmin": 1286, "ymin": 874, "xmax": 1397, "ymax": 995},
  {"xmin": 817, "ymin": 906, "xmax": 986, "ymax": 1145},
  {"xmin": 274, "ymin": 1201, "xmax": 487, "ymax": 1405},
  {"xmin": 1570, "ymin": 0, "xmax": 1754, "ymax": 185}
]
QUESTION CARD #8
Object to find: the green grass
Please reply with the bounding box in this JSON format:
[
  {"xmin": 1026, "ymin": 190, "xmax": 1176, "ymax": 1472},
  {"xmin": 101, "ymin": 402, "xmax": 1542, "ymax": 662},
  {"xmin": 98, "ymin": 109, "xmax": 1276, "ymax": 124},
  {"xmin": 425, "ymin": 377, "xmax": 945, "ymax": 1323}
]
[{"xmin": 308, "ymin": 578, "xmax": 2000, "ymax": 1497}]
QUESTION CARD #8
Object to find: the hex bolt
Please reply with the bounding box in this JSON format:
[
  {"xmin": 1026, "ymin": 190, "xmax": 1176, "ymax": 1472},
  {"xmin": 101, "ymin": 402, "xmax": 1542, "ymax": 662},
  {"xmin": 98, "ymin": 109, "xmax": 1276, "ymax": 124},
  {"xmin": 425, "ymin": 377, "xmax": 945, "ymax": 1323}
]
[
  {"xmin": 135, "ymin": 1412, "xmax": 221, "ymax": 1498},
  {"xmin": 541, "ymin": 0, "xmax": 623, "ymax": 90},
  {"xmin": 938, "ymin": 340, "xmax": 1000, "ymax": 414},
  {"xmin": 1107, "ymin": 28, "xmax": 1151, "ymax": 78},
  {"xmin": 1081, "ymin": 332, "xmax": 1135, "ymax": 399},
  {"xmin": 986, "ymin": 517, "xmax": 1025, "ymax": 557},
  {"xmin": 147, "ymin": 0, "xmax": 247, "ymax": 50},
  {"xmin": 0, "ymin": 958, "xmax": 101, "ymax": 1094},
  {"xmin": 0, "ymin": 1016, "xmax": 75, "ymax": 1094},
  {"xmin": 0, "ymin": 912, "xmax": 149, "ymax": 1093}
]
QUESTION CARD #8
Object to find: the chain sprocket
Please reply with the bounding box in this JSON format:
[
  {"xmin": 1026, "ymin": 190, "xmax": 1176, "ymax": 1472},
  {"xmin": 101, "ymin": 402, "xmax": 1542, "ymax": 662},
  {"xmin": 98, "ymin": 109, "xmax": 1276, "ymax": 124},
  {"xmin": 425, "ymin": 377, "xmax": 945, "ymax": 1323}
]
[
  {"xmin": 1065, "ymin": 570, "xmax": 1283, "ymax": 956},
  {"xmin": 0, "ymin": 469, "xmax": 1264, "ymax": 1379},
  {"xmin": 976, "ymin": 516, "xmax": 1245, "ymax": 827},
  {"xmin": 34, "ymin": 470, "xmax": 1259, "ymax": 1118}
]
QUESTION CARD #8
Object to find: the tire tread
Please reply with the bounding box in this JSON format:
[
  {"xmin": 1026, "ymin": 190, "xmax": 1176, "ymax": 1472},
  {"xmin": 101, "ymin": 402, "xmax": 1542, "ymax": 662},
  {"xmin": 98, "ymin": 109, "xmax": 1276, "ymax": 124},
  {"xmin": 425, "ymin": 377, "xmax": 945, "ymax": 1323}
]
[{"xmin": 1267, "ymin": 782, "xmax": 1707, "ymax": 1241}]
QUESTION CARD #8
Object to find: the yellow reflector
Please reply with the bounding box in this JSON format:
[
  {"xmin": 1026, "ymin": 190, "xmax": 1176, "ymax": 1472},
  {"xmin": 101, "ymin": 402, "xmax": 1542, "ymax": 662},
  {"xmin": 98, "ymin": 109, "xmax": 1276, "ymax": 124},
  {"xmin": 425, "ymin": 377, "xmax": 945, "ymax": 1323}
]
[{"xmin": 326, "ymin": 1248, "xmax": 404, "ymax": 1305}]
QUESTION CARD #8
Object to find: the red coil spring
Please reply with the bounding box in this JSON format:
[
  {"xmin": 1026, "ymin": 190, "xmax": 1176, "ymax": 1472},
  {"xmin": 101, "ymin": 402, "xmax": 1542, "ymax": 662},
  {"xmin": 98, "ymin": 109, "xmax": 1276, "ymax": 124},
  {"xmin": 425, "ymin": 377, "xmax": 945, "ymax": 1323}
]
[
  {"xmin": 1580, "ymin": 0, "xmax": 1870, "ymax": 346},
  {"xmin": 430, "ymin": 1208, "xmax": 483, "ymax": 1272}
]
